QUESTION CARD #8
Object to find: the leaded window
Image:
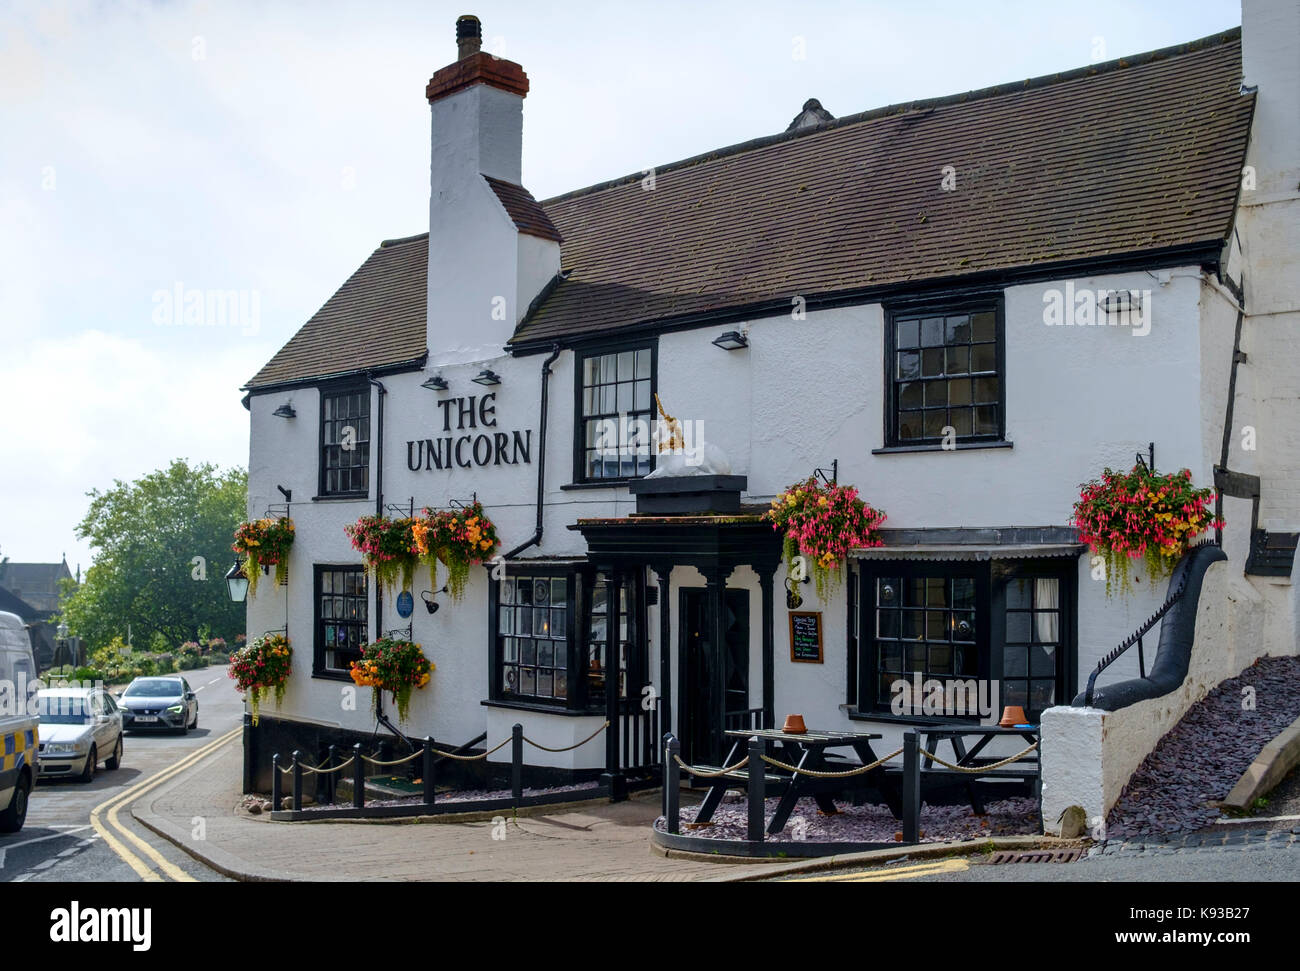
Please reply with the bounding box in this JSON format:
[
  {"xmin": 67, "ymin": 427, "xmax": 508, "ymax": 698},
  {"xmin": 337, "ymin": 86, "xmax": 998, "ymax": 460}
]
[
  {"xmin": 888, "ymin": 304, "xmax": 1002, "ymax": 446},
  {"xmin": 315, "ymin": 566, "xmax": 367, "ymax": 676},
  {"xmin": 873, "ymin": 574, "xmax": 979, "ymax": 712},
  {"xmin": 320, "ymin": 387, "xmax": 370, "ymax": 496},
  {"xmin": 576, "ymin": 345, "xmax": 655, "ymax": 482},
  {"xmin": 499, "ymin": 575, "xmax": 569, "ymax": 702}
]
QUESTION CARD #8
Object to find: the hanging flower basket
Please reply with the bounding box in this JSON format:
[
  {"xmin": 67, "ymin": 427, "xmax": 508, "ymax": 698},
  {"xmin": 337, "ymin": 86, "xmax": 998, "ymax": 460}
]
[
  {"xmin": 232, "ymin": 518, "xmax": 295, "ymax": 597},
  {"xmin": 228, "ymin": 633, "xmax": 292, "ymax": 726},
  {"xmin": 344, "ymin": 515, "xmax": 418, "ymax": 595},
  {"xmin": 349, "ymin": 638, "xmax": 433, "ymax": 723},
  {"xmin": 763, "ymin": 477, "xmax": 886, "ymax": 601},
  {"xmin": 1072, "ymin": 465, "xmax": 1222, "ymax": 596},
  {"xmin": 411, "ymin": 502, "xmax": 500, "ymax": 602}
]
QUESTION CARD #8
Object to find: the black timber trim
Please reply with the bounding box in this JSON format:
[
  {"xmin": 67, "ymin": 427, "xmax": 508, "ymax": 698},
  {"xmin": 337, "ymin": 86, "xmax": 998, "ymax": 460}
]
[
  {"xmin": 507, "ymin": 242, "xmax": 1224, "ymax": 356},
  {"xmin": 243, "ymin": 355, "xmax": 427, "ymax": 395}
]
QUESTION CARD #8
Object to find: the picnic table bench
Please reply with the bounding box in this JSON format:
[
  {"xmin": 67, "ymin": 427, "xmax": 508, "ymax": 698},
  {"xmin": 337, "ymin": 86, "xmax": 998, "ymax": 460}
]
[{"xmin": 691, "ymin": 728, "xmax": 896, "ymax": 835}]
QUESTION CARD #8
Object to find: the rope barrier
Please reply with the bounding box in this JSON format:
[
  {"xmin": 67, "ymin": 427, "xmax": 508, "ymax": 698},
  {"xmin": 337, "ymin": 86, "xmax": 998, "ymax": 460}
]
[
  {"xmin": 918, "ymin": 742, "xmax": 1038, "ymax": 773},
  {"xmin": 670, "ymin": 755, "xmax": 750, "ymax": 778},
  {"xmin": 522, "ymin": 721, "xmax": 609, "ymax": 753},
  {"xmin": 759, "ymin": 747, "xmax": 903, "ymax": 778},
  {"xmin": 426, "ymin": 738, "xmax": 512, "ymax": 761},
  {"xmin": 362, "ymin": 749, "xmax": 425, "ymax": 767},
  {"xmin": 299, "ymin": 757, "xmax": 355, "ymax": 775}
]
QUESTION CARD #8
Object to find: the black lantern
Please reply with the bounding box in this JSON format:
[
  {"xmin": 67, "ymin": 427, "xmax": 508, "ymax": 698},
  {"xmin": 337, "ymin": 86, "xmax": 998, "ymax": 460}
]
[
  {"xmin": 225, "ymin": 560, "xmax": 250, "ymax": 603},
  {"xmin": 272, "ymin": 402, "xmax": 296, "ymax": 419},
  {"xmin": 471, "ymin": 369, "xmax": 501, "ymax": 386},
  {"xmin": 421, "ymin": 374, "xmax": 449, "ymax": 391},
  {"xmin": 711, "ymin": 330, "xmax": 748, "ymax": 350}
]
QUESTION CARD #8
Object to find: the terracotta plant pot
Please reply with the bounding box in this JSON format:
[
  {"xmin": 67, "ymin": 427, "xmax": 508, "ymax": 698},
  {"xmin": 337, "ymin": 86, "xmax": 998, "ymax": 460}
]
[
  {"xmin": 999, "ymin": 705, "xmax": 1027, "ymax": 727},
  {"xmin": 782, "ymin": 713, "xmax": 807, "ymax": 734}
]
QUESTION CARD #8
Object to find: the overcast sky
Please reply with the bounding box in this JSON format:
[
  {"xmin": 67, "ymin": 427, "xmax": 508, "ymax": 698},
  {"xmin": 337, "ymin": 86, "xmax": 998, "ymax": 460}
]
[{"xmin": 1, "ymin": 0, "xmax": 1241, "ymax": 572}]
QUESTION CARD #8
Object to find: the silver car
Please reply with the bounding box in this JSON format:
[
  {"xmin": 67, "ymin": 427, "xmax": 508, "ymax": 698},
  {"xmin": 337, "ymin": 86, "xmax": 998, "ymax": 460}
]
[
  {"xmin": 36, "ymin": 687, "xmax": 124, "ymax": 783},
  {"xmin": 119, "ymin": 676, "xmax": 199, "ymax": 734}
]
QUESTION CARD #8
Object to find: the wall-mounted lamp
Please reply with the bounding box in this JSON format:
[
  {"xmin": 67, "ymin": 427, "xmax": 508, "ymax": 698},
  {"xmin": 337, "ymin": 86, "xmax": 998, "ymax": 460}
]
[
  {"xmin": 784, "ymin": 574, "xmax": 810, "ymax": 610},
  {"xmin": 471, "ymin": 369, "xmax": 502, "ymax": 386},
  {"xmin": 225, "ymin": 559, "xmax": 250, "ymax": 604},
  {"xmin": 272, "ymin": 402, "xmax": 296, "ymax": 419},
  {"xmin": 711, "ymin": 330, "xmax": 748, "ymax": 350},
  {"xmin": 421, "ymin": 374, "xmax": 449, "ymax": 391},
  {"xmin": 421, "ymin": 586, "xmax": 449, "ymax": 615}
]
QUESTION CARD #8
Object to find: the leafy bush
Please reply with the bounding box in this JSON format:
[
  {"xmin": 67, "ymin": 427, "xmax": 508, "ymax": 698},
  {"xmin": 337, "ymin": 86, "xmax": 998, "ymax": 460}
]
[
  {"xmin": 72, "ymin": 667, "xmax": 105, "ymax": 683},
  {"xmin": 207, "ymin": 651, "xmax": 231, "ymax": 664}
]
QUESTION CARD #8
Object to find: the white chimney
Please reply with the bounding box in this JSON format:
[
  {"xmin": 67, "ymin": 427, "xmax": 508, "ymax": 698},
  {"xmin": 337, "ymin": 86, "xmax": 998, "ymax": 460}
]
[
  {"xmin": 1242, "ymin": 0, "xmax": 1300, "ymax": 200},
  {"xmin": 425, "ymin": 15, "xmax": 560, "ymax": 365}
]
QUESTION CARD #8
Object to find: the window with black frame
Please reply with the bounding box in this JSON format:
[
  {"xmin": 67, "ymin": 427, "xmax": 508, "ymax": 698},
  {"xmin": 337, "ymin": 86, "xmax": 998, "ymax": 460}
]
[
  {"xmin": 1001, "ymin": 576, "xmax": 1062, "ymax": 720},
  {"xmin": 315, "ymin": 566, "xmax": 367, "ymax": 676},
  {"xmin": 575, "ymin": 345, "xmax": 655, "ymax": 482},
  {"xmin": 498, "ymin": 575, "xmax": 570, "ymax": 702},
  {"xmin": 888, "ymin": 304, "xmax": 1002, "ymax": 446},
  {"xmin": 871, "ymin": 573, "xmax": 980, "ymax": 714},
  {"xmin": 320, "ymin": 386, "xmax": 370, "ymax": 496}
]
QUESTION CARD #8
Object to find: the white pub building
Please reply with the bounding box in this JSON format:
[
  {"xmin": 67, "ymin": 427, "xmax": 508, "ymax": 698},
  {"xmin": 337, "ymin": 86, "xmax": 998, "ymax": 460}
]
[{"xmin": 241, "ymin": 8, "xmax": 1299, "ymax": 827}]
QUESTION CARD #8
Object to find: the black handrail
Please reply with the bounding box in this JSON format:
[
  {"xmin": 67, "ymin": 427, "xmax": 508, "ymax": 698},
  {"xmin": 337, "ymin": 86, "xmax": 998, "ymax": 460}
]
[
  {"xmin": 1075, "ymin": 541, "xmax": 1227, "ymax": 710},
  {"xmin": 1083, "ymin": 573, "xmax": 1187, "ymax": 706}
]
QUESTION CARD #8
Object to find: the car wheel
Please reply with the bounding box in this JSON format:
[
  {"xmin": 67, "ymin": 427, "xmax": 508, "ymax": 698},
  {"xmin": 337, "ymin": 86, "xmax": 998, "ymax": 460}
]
[
  {"xmin": 106, "ymin": 736, "xmax": 123, "ymax": 770},
  {"xmin": 190, "ymin": 710, "xmax": 198, "ymax": 730},
  {"xmin": 79, "ymin": 745, "xmax": 97, "ymax": 784},
  {"xmin": 0, "ymin": 773, "xmax": 30, "ymax": 833}
]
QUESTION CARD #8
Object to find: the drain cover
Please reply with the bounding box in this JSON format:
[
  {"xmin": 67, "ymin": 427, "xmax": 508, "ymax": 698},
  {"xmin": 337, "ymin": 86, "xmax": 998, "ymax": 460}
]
[{"xmin": 987, "ymin": 848, "xmax": 1083, "ymax": 865}]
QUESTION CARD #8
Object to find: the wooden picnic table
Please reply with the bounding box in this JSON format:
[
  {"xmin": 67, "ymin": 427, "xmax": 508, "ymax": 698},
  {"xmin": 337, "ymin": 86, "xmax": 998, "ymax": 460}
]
[
  {"xmin": 692, "ymin": 727, "xmax": 891, "ymax": 835},
  {"xmin": 916, "ymin": 724, "xmax": 1040, "ymax": 815}
]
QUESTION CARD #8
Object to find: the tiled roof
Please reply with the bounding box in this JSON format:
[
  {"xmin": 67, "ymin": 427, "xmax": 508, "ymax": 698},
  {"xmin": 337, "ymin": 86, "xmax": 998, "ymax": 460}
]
[
  {"xmin": 246, "ymin": 29, "xmax": 1251, "ymax": 387},
  {"xmin": 517, "ymin": 30, "xmax": 1250, "ymax": 345},
  {"xmin": 485, "ymin": 176, "xmax": 562, "ymax": 242}
]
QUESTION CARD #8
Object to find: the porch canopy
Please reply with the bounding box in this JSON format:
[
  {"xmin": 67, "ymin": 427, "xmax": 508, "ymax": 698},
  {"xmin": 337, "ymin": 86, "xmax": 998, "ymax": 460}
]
[{"xmin": 571, "ymin": 511, "xmax": 783, "ymax": 767}]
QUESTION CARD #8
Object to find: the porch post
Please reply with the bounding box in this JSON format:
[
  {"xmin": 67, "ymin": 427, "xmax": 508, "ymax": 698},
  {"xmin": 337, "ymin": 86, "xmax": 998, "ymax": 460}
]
[
  {"xmin": 656, "ymin": 565, "xmax": 672, "ymax": 740},
  {"xmin": 759, "ymin": 564, "xmax": 776, "ymax": 730},
  {"xmin": 704, "ymin": 565, "xmax": 727, "ymax": 765},
  {"xmin": 601, "ymin": 570, "xmax": 627, "ymax": 801}
]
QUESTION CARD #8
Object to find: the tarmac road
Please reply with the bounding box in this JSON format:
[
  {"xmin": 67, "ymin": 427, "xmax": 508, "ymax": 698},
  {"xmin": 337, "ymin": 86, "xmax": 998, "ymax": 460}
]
[{"xmin": 0, "ymin": 667, "xmax": 244, "ymax": 883}]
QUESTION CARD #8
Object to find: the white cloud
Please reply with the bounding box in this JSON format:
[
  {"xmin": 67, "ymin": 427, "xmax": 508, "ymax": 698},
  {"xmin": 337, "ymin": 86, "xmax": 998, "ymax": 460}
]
[{"xmin": 0, "ymin": 330, "xmax": 252, "ymax": 569}]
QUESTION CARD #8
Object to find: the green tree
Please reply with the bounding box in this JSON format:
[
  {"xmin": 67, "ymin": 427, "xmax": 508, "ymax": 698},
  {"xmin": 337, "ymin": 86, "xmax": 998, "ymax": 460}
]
[{"xmin": 59, "ymin": 460, "xmax": 247, "ymax": 650}]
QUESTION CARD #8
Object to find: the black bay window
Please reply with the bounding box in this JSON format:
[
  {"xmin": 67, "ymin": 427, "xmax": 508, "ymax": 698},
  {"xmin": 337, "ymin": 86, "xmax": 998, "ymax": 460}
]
[
  {"xmin": 574, "ymin": 342, "xmax": 656, "ymax": 483},
  {"xmin": 489, "ymin": 567, "xmax": 645, "ymax": 711},
  {"xmin": 856, "ymin": 558, "xmax": 1074, "ymax": 723},
  {"xmin": 319, "ymin": 385, "xmax": 370, "ymax": 497},
  {"xmin": 314, "ymin": 565, "xmax": 368, "ymax": 678},
  {"xmin": 885, "ymin": 300, "xmax": 1004, "ymax": 447}
]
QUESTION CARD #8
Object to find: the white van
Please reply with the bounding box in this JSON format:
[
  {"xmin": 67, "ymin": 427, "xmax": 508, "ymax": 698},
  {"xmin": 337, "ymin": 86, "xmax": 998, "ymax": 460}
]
[{"xmin": 0, "ymin": 610, "xmax": 39, "ymax": 832}]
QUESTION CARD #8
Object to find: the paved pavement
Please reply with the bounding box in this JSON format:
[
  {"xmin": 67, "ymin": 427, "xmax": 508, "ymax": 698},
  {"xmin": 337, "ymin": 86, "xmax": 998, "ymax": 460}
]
[{"xmin": 133, "ymin": 735, "xmax": 754, "ymax": 881}]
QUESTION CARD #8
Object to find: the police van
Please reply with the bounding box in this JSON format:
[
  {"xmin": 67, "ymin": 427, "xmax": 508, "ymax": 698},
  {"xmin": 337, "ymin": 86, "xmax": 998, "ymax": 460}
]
[{"xmin": 0, "ymin": 610, "xmax": 39, "ymax": 832}]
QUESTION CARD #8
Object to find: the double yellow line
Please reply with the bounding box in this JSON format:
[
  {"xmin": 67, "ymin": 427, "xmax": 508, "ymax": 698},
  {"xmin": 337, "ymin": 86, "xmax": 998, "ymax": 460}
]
[
  {"xmin": 789, "ymin": 858, "xmax": 970, "ymax": 882},
  {"xmin": 89, "ymin": 727, "xmax": 241, "ymax": 882}
]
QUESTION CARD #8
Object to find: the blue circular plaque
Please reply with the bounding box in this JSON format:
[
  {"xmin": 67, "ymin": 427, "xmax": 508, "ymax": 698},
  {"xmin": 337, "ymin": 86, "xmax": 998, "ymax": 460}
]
[{"xmin": 396, "ymin": 590, "xmax": 414, "ymax": 619}]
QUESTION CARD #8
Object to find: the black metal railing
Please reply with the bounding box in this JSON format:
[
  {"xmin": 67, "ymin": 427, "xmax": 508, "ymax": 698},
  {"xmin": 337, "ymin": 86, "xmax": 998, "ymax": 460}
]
[
  {"xmin": 1083, "ymin": 571, "xmax": 1188, "ymax": 706},
  {"xmin": 618, "ymin": 700, "xmax": 661, "ymax": 773}
]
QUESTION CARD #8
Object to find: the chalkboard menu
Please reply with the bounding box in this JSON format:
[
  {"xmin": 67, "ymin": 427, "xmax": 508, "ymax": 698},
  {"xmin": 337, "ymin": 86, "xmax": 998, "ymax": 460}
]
[{"xmin": 788, "ymin": 611, "xmax": 823, "ymax": 663}]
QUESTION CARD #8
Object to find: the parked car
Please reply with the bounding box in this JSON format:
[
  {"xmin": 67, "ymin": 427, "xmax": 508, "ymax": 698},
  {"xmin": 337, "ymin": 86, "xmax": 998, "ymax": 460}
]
[
  {"xmin": 36, "ymin": 686, "xmax": 123, "ymax": 783},
  {"xmin": 119, "ymin": 676, "xmax": 198, "ymax": 734},
  {"xmin": 0, "ymin": 611, "xmax": 39, "ymax": 831}
]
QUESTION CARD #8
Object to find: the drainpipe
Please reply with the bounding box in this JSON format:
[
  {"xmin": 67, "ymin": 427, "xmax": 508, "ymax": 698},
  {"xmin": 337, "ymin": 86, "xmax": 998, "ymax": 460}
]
[
  {"xmin": 503, "ymin": 343, "xmax": 562, "ymax": 559},
  {"xmin": 366, "ymin": 373, "xmax": 414, "ymax": 752}
]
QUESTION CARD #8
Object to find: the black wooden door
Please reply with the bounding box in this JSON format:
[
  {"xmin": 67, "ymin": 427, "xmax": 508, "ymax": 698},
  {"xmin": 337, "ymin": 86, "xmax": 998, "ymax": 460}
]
[{"xmin": 680, "ymin": 588, "xmax": 749, "ymax": 766}]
